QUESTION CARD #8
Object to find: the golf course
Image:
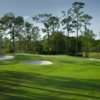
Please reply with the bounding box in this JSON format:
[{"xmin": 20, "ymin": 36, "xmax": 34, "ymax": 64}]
[
  {"xmin": 0, "ymin": 54, "xmax": 100, "ymax": 100},
  {"xmin": 0, "ymin": 0, "xmax": 100, "ymax": 100}
]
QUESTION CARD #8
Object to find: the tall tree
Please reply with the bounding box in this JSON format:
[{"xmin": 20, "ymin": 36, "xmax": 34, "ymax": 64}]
[
  {"xmin": 0, "ymin": 12, "xmax": 16, "ymax": 52},
  {"xmin": 33, "ymin": 14, "xmax": 60, "ymax": 54},
  {"xmin": 0, "ymin": 21, "xmax": 4, "ymax": 54},
  {"xmin": 14, "ymin": 16, "xmax": 24, "ymax": 52},
  {"xmin": 80, "ymin": 14, "xmax": 92, "ymax": 31},
  {"xmin": 24, "ymin": 22, "xmax": 32, "ymax": 53},
  {"xmin": 33, "ymin": 14, "xmax": 52, "ymax": 54},
  {"xmin": 48, "ymin": 16, "xmax": 59, "ymax": 32},
  {"xmin": 0, "ymin": 32, "xmax": 3, "ymax": 54},
  {"xmin": 72, "ymin": 1, "xmax": 85, "ymax": 55},
  {"xmin": 61, "ymin": 9, "xmax": 73, "ymax": 54},
  {"xmin": 80, "ymin": 14, "xmax": 93, "ymax": 57},
  {"xmin": 0, "ymin": 13, "xmax": 24, "ymax": 53},
  {"xmin": 31, "ymin": 26, "xmax": 40, "ymax": 53}
]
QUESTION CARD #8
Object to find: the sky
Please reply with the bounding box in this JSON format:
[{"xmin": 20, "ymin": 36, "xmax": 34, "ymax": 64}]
[{"xmin": 0, "ymin": 0, "xmax": 100, "ymax": 39}]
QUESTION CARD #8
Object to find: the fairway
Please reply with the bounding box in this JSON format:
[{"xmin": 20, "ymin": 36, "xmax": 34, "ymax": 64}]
[{"xmin": 0, "ymin": 54, "xmax": 100, "ymax": 100}]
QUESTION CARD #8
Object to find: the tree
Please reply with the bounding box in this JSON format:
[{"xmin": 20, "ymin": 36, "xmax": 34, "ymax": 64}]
[
  {"xmin": 80, "ymin": 14, "xmax": 92, "ymax": 31},
  {"xmin": 42, "ymin": 31, "xmax": 66, "ymax": 54},
  {"xmin": 0, "ymin": 33, "xmax": 3, "ymax": 54},
  {"xmin": 0, "ymin": 12, "xmax": 16, "ymax": 52},
  {"xmin": 48, "ymin": 16, "xmax": 59, "ymax": 32},
  {"xmin": 80, "ymin": 14, "xmax": 93, "ymax": 57},
  {"xmin": 31, "ymin": 26, "xmax": 40, "ymax": 53},
  {"xmin": 0, "ymin": 13, "xmax": 24, "ymax": 53},
  {"xmin": 0, "ymin": 21, "xmax": 4, "ymax": 54},
  {"xmin": 33, "ymin": 14, "xmax": 52, "ymax": 54},
  {"xmin": 68, "ymin": 37, "xmax": 76, "ymax": 55},
  {"xmin": 93, "ymin": 40, "xmax": 100, "ymax": 57},
  {"xmin": 2, "ymin": 37, "xmax": 11, "ymax": 53},
  {"xmin": 13, "ymin": 16, "xmax": 24, "ymax": 52},
  {"xmin": 72, "ymin": 1, "xmax": 85, "ymax": 55},
  {"xmin": 61, "ymin": 9, "xmax": 73, "ymax": 54},
  {"xmin": 81, "ymin": 29, "xmax": 95, "ymax": 57},
  {"xmin": 24, "ymin": 22, "xmax": 32, "ymax": 53}
]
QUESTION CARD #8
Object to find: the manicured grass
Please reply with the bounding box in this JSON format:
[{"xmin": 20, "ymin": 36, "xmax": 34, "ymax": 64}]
[{"xmin": 0, "ymin": 54, "xmax": 100, "ymax": 100}]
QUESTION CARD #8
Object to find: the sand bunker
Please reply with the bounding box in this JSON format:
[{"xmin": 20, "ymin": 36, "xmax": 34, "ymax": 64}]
[
  {"xmin": 25, "ymin": 60, "xmax": 53, "ymax": 65},
  {"xmin": 0, "ymin": 56, "xmax": 14, "ymax": 60},
  {"xmin": 89, "ymin": 58, "xmax": 100, "ymax": 61}
]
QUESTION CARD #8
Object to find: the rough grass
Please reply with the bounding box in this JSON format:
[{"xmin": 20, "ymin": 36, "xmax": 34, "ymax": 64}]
[
  {"xmin": 89, "ymin": 52, "xmax": 100, "ymax": 58},
  {"xmin": 0, "ymin": 54, "xmax": 100, "ymax": 100}
]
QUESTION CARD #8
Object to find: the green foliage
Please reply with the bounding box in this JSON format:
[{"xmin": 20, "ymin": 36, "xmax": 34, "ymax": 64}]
[
  {"xmin": 81, "ymin": 29, "xmax": 95, "ymax": 57},
  {"xmin": 42, "ymin": 31, "xmax": 66, "ymax": 54},
  {"xmin": 0, "ymin": 1, "xmax": 99, "ymax": 57},
  {"xmin": 80, "ymin": 14, "xmax": 93, "ymax": 30},
  {"xmin": 61, "ymin": 9, "xmax": 74, "ymax": 54},
  {"xmin": 71, "ymin": 1, "xmax": 85, "ymax": 54},
  {"xmin": 0, "ymin": 13, "xmax": 24, "ymax": 53},
  {"xmin": 49, "ymin": 31, "xmax": 66, "ymax": 54}
]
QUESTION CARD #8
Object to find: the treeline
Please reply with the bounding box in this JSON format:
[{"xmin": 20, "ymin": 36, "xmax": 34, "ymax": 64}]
[{"xmin": 0, "ymin": 1, "xmax": 100, "ymax": 57}]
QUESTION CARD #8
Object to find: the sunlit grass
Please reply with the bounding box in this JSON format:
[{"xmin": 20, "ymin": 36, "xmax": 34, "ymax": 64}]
[{"xmin": 0, "ymin": 54, "xmax": 100, "ymax": 100}]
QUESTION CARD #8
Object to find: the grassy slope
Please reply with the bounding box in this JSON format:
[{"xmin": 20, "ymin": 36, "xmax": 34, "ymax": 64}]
[{"xmin": 0, "ymin": 54, "xmax": 100, "ymax": 100}]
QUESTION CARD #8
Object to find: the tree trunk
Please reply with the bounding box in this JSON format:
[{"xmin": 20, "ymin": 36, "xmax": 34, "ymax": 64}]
[
  {"xmin": 56, "ymin": 39, "xmax": 59, "ymax": 54},
  {"xmin": 12, "ymin": 28, "xmax": 15, "ymax": 53},
  {"xmin": 47, "ymin": 31, "xmax": 50, "ymax": 54},
  {"xmin": 66, "ymin": 30, "xmax": 69, "ymax": 55},
  {"xmin": 0, "ymin": 35, "xmax": 2, "ymax": 55},
  {"xmin": 76, "ymin": 13, "xmax": 79, "ymax": 56}
]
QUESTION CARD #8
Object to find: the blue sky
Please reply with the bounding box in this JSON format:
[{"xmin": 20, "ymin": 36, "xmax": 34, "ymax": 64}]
[{"xmin": 0, "ymin": 0, "xmax": 100, "ymax": 39}]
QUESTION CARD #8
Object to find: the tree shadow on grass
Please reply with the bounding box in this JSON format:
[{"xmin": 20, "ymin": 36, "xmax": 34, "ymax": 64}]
[
  {"xmin": 80, "ymin": 61, "xmax": 100, "ymax": 67},
  {"xmin": 0, "ymin": 70, "xmax": 100, "ymax": 100}
]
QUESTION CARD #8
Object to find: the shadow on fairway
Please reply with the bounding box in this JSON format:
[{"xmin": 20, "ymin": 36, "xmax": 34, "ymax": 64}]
[{"xmin": 0, "ymin": 70, "xmax": 100, "ymax": 100}]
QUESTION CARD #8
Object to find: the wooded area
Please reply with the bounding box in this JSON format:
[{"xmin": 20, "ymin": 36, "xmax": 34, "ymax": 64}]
[{"xmin": 0, "ymin": 1, "xmax": 100, "ymax": 57}]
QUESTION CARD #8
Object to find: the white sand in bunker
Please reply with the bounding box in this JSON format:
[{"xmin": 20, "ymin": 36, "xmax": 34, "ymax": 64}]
[
  {"xmin": 25, "ymin": 60, "xmax": 53, "ymax": 65},
  {"xmin": 89, "ymin": 58, "xmax": 100, "ymax": 61},
  {"xmin": 0, "ymin": 56, "xmax": 14, "ymax": 60}
]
